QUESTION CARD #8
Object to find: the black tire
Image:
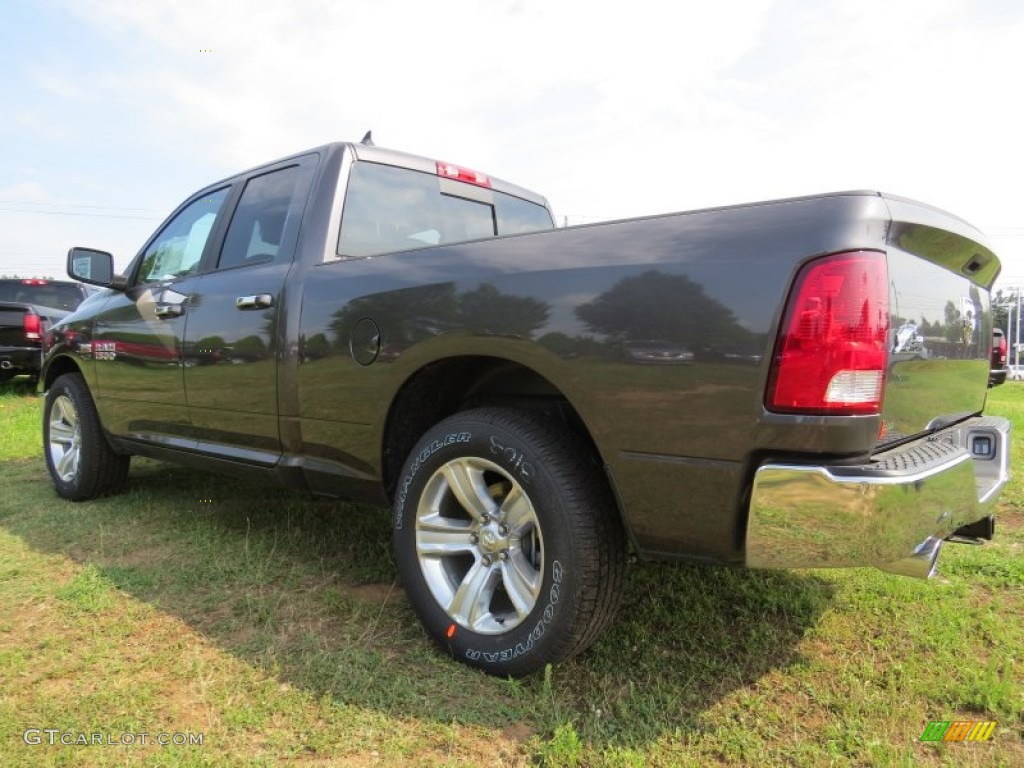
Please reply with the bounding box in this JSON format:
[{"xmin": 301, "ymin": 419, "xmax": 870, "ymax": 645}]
[
  {"xmin": 43, "ymin": 372, "xmax": 130, "ymax": 501},
  {"xmin": 0, "ymin": 370, "xmax": 14, "ymax": 384},
  {"xmin": 393, "ymin": 407, "xmax": 625, "ymax": 676}
]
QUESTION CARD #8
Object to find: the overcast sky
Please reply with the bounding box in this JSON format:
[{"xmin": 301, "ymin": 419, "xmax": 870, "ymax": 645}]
[{"xmin": 3, "ymin": 0, "xmax": 1024, "ymax": 290}]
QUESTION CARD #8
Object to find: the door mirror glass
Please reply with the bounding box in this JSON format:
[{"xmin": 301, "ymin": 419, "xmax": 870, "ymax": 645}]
[{"xmin": 67, "ymin": 247, "xmax": 115, "ymax": 287}]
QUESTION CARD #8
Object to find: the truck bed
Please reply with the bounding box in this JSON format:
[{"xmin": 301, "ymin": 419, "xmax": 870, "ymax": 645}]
[{"xmin": 294, "ymin": 190, "xmax": 998, "ymax": 562}]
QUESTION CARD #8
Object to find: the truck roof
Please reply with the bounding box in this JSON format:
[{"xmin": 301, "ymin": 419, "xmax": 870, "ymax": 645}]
[
  {"xmin": 349, "ymin": 143, "xmax": 550, "ymax": 209},
  {"xmin": 202, "ymin": 140, "xmax": 551, "ymax": 210}
]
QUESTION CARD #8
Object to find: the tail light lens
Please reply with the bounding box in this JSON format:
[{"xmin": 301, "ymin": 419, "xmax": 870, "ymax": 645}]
[
  {"xmin": 995, "ymin": 334, "xmax": 1007, "ymax": 367},
  {"xmin": 24, "ymin": 313, "xmax": 42, "ymax": 341},
  {"xmin": 767, "ymin": 250, "xmax": 889, "ymax": 415}
]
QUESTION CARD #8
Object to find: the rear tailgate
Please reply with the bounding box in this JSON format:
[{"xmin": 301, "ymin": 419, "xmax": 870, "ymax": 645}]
[
  {"xmin": 880, "ymin": 194, "xmax": 999, "ymax": 445},
  {"xmin": 746, "ymin": 195, "xmax": 1008, "ymax": 578}
]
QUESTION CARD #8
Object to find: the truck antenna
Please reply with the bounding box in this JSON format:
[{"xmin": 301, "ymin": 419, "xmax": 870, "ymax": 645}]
[{"xmin": 361, "ymin": 130, "xmax": 374, "ymax": 146}]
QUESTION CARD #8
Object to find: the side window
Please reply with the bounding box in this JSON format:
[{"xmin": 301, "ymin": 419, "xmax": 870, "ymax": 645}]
[
  {"xmin": 218, "ymin": 165, "xmax": 302, "ymax": 270},
  {"xmin": 137, "ymin": 189, "xmax": 229, "ymax": 284}
]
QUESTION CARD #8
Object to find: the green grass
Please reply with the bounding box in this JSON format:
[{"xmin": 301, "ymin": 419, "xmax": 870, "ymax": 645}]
[
  {"xmin": 1, "ymin": 379, "xmax": 1022, "ymax": 766},
  {"xmin": 0, "ymin": 378, "xmax": 40, "ymax": 459}
]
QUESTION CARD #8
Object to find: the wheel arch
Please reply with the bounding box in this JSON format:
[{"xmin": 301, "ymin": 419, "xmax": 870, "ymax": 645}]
[
  {"xmin": 380, "ymin": 355, "xmax": 606, "ymax": 503},
  {"xmin": 42, "ymin": 354, "xmax": 85, "ymax": 391}
]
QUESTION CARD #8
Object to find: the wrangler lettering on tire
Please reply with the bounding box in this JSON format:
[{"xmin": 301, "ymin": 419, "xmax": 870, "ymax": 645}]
[{"xmin": 393, "ymin": 407, "xmax": 626, "ymax": 677}]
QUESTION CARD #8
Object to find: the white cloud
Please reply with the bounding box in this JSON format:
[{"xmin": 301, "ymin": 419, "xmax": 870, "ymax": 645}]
[
  {"xmin": 0, "ymin": 181, "xmax": 50, "ymax": 203},
  {"xmin": 62, "ymin": 0, "xmax": 776, "ymax": 183},
  {"xmin": 14, "ymin": 111, "xmax": 73, "ymax": 142},
  {"xmin": 7, "ymin": 0, "xmax": 1023, "ymax": 281}
]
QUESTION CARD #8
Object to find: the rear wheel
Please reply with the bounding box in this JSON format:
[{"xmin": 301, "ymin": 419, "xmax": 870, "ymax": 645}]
[
  {"xmin": 393, "ymin": 407, "xmax": 625, "ymax": 676},
  {"xmin": 44, "ymin": 373, "xmax": 130, "ymax": 500}
]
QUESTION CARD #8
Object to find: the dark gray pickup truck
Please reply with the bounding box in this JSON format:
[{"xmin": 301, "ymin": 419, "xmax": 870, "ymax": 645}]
[{"xmin": 41, "ymin": 138, "xmax": 1010, "ymax": 675}]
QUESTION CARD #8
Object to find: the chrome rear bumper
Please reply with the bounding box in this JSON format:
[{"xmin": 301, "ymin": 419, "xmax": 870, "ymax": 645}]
[{"xmin": 745, "ymin": 416, "xmax": 1010, "ymax": 579}]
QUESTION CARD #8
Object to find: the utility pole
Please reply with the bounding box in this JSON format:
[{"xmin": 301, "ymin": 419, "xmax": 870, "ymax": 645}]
[{"xmin": 1011, "ymin": 290, "xmax": 1019, "ymax": 370}]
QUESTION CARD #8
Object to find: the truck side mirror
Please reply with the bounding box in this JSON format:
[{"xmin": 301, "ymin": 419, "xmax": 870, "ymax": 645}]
[{"xmin": 67, "ymin": 247, "xmax": 121, "ymax": 289}]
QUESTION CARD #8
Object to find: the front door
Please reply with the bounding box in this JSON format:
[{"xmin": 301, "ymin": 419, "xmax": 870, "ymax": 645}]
[{"xmin": 92, "ymin": 188, "xmax": 231, "ymax": 446}]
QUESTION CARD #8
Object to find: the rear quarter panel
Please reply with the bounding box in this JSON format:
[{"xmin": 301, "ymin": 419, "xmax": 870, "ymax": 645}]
[{"xmin": 296, "ymin": 193, "xmax": 892, "ymax": 562}]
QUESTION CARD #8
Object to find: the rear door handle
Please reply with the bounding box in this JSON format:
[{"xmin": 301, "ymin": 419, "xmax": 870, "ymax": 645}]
[
  {"xmin": 236, "ymin": 294, "xmax": 273, "ymax": 310},
  {"xmin": 154, "ymin": 303, "xmax": 184, "ymax": 318}
]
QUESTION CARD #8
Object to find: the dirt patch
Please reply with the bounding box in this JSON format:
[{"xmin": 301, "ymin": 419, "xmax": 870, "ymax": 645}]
[
  {"xmin": 501, "ymin": 721, "xmax": 535, "ymax": 744},
  {"xmin": 343, "ymin": 582, "xmax": 404, "ymax": 605},
  {"xmin": 109, "ymin": 543, "xmax": 178, "ymax": 568}
]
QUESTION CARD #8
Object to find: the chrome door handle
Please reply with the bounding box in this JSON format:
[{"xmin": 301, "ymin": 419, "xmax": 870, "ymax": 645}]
[
  {"xmin": 236, "ymin": 294, "xmax": 273, "ymax": 310},
  {"xmin": 154, "ymin": 303, "xmax": 184, "ymax": 318}
]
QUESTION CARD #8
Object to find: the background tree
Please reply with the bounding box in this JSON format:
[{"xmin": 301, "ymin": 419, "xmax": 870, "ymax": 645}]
[
  {"xmin": 576, "ymin": 270, "xmax": 755, "ymax": 350},
  {"xmin": 992, "ymin": 288, "xmax": 1019, "ymax": 337},
  {"xmin": 456, "ymin": 284, "xmax": 548, "ymax": 337},
  {"xmin": 329, "ymin": 283, "xmax": 550, "ymax": 349},
  {"xmin": 943, "ymin": 300, "xmax": 963, "ymax": 344}
]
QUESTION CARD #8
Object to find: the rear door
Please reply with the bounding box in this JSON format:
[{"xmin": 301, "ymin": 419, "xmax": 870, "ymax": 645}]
[{"xmin": 182, "ymin": 156, "xmax": 317, "ymax": 464}]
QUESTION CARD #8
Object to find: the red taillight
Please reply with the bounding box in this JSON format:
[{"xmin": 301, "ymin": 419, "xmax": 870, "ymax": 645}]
[
  {"xmin": 996, "ymin": 336, "xmax": 1008, "ymax": 366},
  {"xmin": 767, "ymin": 250, "xmax": 889, "ymax": 415},
  {"xmin": 24, "ymin": 313, "xmax": 42, "ymax": 341},
  {"xmin": 21, "ymin": 278, "xmax": 48, "ymax": 285},
  {"xmin": 436, "ymin": 161, "xmax": 492, "ymax": 188}
]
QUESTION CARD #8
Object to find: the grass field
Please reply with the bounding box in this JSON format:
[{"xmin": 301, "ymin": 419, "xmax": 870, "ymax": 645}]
[{"xmin": 1, "ymin": 377, "xmax": 1021, "ymax": 766}]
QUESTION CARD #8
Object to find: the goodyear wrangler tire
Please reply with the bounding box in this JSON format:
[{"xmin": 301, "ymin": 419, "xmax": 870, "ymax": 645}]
[
  {"xmin": 44, "ymin": 373, "xmax": 130, "ymax": 501},
  {"xmin": 393, "ymin": 407, "xmax": 626, "ymax": 677}
]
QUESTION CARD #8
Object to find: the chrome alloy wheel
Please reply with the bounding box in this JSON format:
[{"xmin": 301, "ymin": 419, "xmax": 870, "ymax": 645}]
[
  {"xmin": 415, "ymin": 457, "xmax": 544, "ymax": 634},
  {"xmin": 48, "ymin": 394, "xmax": 82, "ymax": 483}
]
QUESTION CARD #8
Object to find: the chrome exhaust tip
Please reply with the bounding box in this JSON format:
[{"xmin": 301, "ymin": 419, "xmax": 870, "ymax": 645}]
[
  {"xmin": 0, "ymin": 359, "xmax": 12, "ymax": 370},
  {"xmin": 879, "ymin": 536, "xmax": 942, "ymax": 579}
]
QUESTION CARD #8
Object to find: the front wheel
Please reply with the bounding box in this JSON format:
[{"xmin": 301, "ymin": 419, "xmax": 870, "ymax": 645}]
[
  {"xmin": 43, "ymin": 372, "xmax": 130, "ymax": 500},
  {"xmin": 393, "ymin": 407, "xmax": 625, "ymax": 677}
]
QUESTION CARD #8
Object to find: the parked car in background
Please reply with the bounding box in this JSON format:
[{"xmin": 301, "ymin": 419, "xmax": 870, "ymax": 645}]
[
  {"xmin": 0, "ymin": 278, "xmax": 96, "ymax": 383},
  {"xmin": 623, "ymin": 340, "xmax": 695, "ymax": 364},
  {"xmin": 990, "ymin": 328, "xmax": 1008, "ymax": 386}
]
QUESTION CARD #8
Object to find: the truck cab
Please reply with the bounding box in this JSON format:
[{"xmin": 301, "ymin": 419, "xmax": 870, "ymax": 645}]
[{"xmin": 53, "ymin": 142, "xmax": 554, "ymax": 460}]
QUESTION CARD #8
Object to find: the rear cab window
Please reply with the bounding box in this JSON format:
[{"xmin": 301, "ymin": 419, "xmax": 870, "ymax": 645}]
[{"xmin": 337, "ymin": 159, "xmax": 554, "ymax": 259}]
